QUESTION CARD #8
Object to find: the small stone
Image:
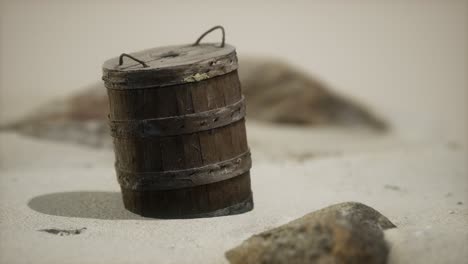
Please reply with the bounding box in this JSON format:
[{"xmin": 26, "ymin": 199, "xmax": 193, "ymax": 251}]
[
  {"xmin": 447, "ymin": 141, "xmax": 461, "ymax": 150},
  {"xmin": 449, "ymin": 210, "xmax": 455, "ymax": 214},
  {"xmin": 225, "ymin": 202, "xmax": 395, "ymax": 264},
  {"xmin": 457, "ymin": 201, "xmax": 463, "ymax": 205},
  {"xmin": 384, "ymin": 184, "xmax": 401, "ymax": 191},
  {"xmin": 39, "ymin": 227, "xmax": 86, "ymax": 236}
]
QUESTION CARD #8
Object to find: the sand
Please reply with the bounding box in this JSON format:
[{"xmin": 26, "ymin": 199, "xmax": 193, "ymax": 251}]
[{"xmin": 0, "ymin": 122, "xmax": 467, "ymax": 263}]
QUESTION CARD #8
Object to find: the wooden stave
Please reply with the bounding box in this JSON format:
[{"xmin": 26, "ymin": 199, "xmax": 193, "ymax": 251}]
[{"xmin": 105, "ymin": 71, "xmax": 253, "ymax": 217}]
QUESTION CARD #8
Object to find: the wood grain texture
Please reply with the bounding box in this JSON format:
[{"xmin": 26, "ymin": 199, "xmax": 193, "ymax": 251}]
[
  {"xmin": 102, "ymin": 44, "xmax": 238, "ymax": 89},
  {"xmin": 109, "ymin": 97, "xmax": 246, "ymax": 137},
  {"xmin": 116, "ymin": 151, "xmax": 251, "ymax": 190},
  {"xmin": 105, "ymin": 70, "xmax": 253, "ymax": 218}
]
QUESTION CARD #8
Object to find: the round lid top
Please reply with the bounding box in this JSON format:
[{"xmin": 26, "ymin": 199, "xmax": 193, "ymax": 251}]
[{"xmin": 102, "ymin": 26, "xmax": 238, "ymax": 89}]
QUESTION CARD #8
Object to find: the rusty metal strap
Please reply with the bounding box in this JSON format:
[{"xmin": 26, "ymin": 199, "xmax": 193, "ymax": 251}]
[
  {"xmin": 109, "ymin": 97, "xmax": 246, "ymax": 138},
  {"xmin": 115, "ymin": 151, "xmax": 252, "ymax": 190}
]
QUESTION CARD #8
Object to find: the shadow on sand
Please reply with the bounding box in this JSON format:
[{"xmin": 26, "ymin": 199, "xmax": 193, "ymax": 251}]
[{"xmin": 28, "ymin": 191, "xmax": 149, "ymax": 220}]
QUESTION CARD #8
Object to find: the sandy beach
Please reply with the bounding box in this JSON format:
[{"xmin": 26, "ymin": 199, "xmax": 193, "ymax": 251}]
[
  {"xmin": 1, "ymin": 1, "xmax": 467, "ymax": 263},
  {"xmin": 0, "ymin": 122, "xmax": 467, "ymax": 263}
]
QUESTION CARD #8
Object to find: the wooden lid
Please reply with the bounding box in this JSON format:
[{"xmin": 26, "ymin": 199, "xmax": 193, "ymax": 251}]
[{"xmin": 102, "ymin": 26, "xmax": 238, "ymax": 89}]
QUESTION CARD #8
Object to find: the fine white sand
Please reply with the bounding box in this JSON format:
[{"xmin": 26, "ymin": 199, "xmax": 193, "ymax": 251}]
[{"xmin": 0, "ymin": 122, "xmax": 467, "ymax": 264}]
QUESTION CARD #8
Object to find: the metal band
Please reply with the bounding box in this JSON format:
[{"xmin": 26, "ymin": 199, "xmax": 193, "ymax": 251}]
[
  {"xmin": 116, "ymin": 151, "xmax": 252, "ymax": 191},
  {"xmin": 169, "ymin": 195, "xmax": 253, "ymax": 219},
  {"xmin": 110, "ymin": 97, "xmax": 246, "ymax": 138}
]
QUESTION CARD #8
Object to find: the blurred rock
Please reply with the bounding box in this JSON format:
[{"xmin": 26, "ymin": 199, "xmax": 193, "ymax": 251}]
[
  {"xmin": 225, "ymin": 202, "xmax": 395, "ymax": 264},
  {"xmin": 239, "ymin": 57, "xmax": 387, "ymax": 130},
  {"xmin": 1, "ymin": 85, "xmax": 111, "ymax": 148},
  {"xmin": 1, "ymin": 57, "xmax": 387, "ymax": 147}
]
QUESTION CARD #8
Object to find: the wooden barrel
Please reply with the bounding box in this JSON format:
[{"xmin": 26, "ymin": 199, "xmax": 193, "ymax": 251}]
[{"xmin": 101, "ymin": 26, "xmax": 253, "ymax": 218}]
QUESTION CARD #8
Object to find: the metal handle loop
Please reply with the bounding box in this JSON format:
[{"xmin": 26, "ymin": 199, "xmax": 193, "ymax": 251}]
[
  {"xmin": 118, "ymin": 53, "xmax": 149, "ymax": 68},
  {"xmin": 193, "ymin": 25, "xmax": 225, "ymax": 48}
]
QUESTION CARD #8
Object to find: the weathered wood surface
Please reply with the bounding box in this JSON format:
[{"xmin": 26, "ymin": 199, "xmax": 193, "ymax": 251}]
[
  {"xmin": 116, "ymin": 151, "xmax": 251, "ymax": 190},
  {"xmin": 106, "ymin": 69, "xmax": 253, "ymax": 218},
  {"xmin": 109, "ymin": 96, "xmax": 246, "ymax": 137},
  {"xmin": 102, "ymin": 44, "xmax": 238, "ymax": 89}
]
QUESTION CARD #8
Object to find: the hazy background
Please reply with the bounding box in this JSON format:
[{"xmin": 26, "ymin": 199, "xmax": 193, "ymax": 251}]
[
  {"xmin": 0, "ymin": 2, "xmax": 467, "ymax": 263},
  {"xmin": 1, "ymin": 0, "xmax": 467, "ymax": 143}
]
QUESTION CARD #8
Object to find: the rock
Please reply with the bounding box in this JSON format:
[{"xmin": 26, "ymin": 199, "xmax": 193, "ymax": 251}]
[
  {"xmin": 1, "ymin": 58, "xmax": 387, "ymax": 147},
  {"xmin": 239, "ymin": 57, "xmax": 387, "ymax": 130},
  {"xmin": 38, "ymin": 227, "xmax": 86, "ymax": 236},
  {"xmin": 225, "ymin": 202, "xmax": 395, "ymax": 264},
  {"xmin": 0, "ymin": 84, "xmax": 111, "ymax": 148},
  {"xmin": 383, "ymin": 184, "xmax": 401, "ymax": 191}
]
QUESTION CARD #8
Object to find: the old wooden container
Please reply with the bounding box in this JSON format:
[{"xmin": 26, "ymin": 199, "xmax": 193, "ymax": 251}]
[{"xmin": 101, "ymin": 26, "xmax": 253, "ymax": 218}]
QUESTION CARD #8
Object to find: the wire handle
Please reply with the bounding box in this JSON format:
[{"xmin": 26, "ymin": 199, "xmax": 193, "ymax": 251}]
[
  {"xmin": 117, "ymin": 25, "xmax": 225, "ymax": 68},
  {"xmin": 193, "ymin": 25, "xmax": 225, "ymax": 48},
  {"xmin": 118, "ymin": 53, "xmax": 149, "ymax": 68}
]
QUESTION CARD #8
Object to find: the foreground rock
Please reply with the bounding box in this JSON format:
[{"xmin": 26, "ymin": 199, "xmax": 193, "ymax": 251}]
[
  {"xmin": 1, "ymin": 58, "xmax": 387, "ymax": 147},
  {"xmin": 225, "ymin": 202, "xmax": 396, "ymax": 264}
]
